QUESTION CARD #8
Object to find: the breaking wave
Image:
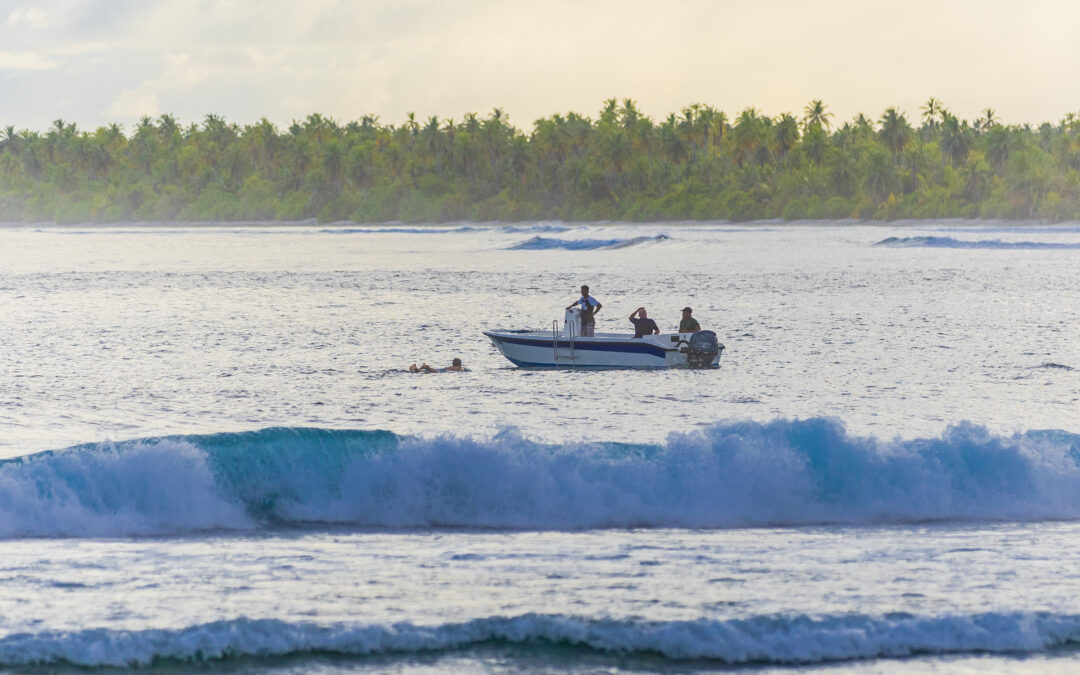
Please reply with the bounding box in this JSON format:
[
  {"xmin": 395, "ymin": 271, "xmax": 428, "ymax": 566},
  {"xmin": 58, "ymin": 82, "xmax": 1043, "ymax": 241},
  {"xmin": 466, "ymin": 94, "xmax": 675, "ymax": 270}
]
[
  {"xmin": 1036, "ymin": 362, "xmax": 1073, "ymax": 370},
  {"xmin": 3, "ymin": 611, "xmax": 1080, "ymax": 667},
  {"xmin": 317, "ymin": 226, "xmax": 478, "ymax": 234},
  {"xmin": 3, "ymin": 418, "xmax": 1080, "ymax": 538},
  {"xmin": 318, "ymin": 224, "xmax": 570, "ymax": 235},
  {"xmin": 875, "ymin": 236, "xmax": 1080, "ymax": 249},
  {"xmin": 498, "ymin": 223, "xmax": 572, "ymax": 233},
  {"xmin": 932, "ymin": 224, "xmax": 1080, "ymax": 234},
  {"xmin": 507, "ymin": 234, "xmax": 670, "ymax": 250}
]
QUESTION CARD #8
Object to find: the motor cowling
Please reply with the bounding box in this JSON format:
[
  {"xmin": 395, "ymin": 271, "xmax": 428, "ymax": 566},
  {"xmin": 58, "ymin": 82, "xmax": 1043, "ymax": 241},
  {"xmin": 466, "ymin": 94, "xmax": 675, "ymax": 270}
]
[{"xmin": 686, "ymin": 330, "xmax": 721, "ymax": 368}]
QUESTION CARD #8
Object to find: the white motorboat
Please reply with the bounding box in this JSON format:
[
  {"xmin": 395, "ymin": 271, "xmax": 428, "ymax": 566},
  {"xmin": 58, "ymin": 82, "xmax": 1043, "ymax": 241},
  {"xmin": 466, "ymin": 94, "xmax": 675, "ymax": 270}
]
[{"xmin": 484, "ymin": 308, "xmax": 724, "ymax": 368}]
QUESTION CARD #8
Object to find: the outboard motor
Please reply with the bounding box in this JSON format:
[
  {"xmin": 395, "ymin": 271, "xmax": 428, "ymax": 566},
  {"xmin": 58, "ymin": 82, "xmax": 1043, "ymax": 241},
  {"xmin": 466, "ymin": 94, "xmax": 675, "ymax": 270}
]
[{"xmin": 686, "ymin": 330, "xmax": 722, "ymax": 368}]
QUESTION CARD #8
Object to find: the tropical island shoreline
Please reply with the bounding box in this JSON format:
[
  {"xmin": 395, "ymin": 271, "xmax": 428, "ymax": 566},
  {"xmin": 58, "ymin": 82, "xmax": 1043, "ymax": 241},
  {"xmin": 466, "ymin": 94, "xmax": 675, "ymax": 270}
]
[
  {"xmin": 3, "ymin": 218, "xmax": 1075, "ymax": 230},
  {"xmin": 2, "ymin": 98, "xmax": 1077, "ymax": 224}
]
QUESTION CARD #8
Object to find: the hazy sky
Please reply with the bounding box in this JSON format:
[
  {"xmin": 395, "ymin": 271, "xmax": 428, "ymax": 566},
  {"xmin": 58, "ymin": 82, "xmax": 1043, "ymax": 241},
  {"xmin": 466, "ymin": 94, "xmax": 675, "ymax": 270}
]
[{"xmin": 2, "ymin": 0, "xmax": 1079, "ymax": 133}]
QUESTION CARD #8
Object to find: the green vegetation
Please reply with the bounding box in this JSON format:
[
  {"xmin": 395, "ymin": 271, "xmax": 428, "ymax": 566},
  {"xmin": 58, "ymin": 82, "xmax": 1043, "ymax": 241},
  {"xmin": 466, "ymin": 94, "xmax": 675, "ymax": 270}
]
[{"xmin": 2, "ymin": 98, "xmax": 1080, "ymax": 223}]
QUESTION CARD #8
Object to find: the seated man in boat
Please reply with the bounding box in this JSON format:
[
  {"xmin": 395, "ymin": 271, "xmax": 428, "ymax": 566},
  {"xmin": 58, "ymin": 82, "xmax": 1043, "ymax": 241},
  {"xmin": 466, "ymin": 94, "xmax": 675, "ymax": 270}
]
[
  {"xmin": 409, "ymin": 358, "xmax": 465, "ymax": 373},
  {"xmin": 628, "ymin": 307, "xmax": 660, "ymax": 338},
  {"xmin": 565, "ymin": 285, "xmax": 602, "ymax": 337},
  {"xmin": 679, "ymin": 307, "xmax": 701, "ymax": 333}
]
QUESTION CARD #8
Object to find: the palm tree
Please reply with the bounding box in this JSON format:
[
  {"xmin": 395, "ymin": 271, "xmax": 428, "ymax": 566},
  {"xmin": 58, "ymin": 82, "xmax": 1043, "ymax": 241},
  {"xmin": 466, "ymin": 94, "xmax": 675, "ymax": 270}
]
[
  {"xmin": 939, "ymin": 113, "xmax": 972, "ymax": 166},
  {"xmin": 712, "ymin": 110, "xmax": 727, "ymax": 149},
  {"xmin": 802, "ymin": 124, "xmax": 827, "ymax": 165},
  {"xmin": 852, "ymin": 114, "xmax": 874, "ymax": 141},
  {"xmin": 774, "ymin": 113, "xmax": 800, "ymax": 160},
  {"xmin": 659, "ymin": 113, "xmax": 686, "ymax": 162},
  {"xmin": 421, "ymin": 115, "xmax": 446, "ymax": 171},
  {"xmin": 0, "ymin": 126, "xmax": 20, "ymax": 155},
  {"xmin": 404, "ymin": 112, "xmax": 419, "ymax": 138},
  {"xmin": 599, "ymin": 99, "xmax": 619, "ymax": 126},
  {"xmin": 826, "ymin": 147, "xmax": 857, "ymax": 197},
  {"xmin": 694, "ymin": 105, "xmax": 714, "ymax": 150},
  {"xmin": 961, "ymin": 159, "xmax": 990, "ymax": 204},
  {"xmin": 203, "ymin": 113, "xmax": 232, "ymax": 148},
  {"xmin": 359, "ymin": 115, "xmax": 379, "ymax": 134},
  {"xmin": 862, "ymin": 146, "xmax": 899, "ymax": 201},
  {"xmin": 731, "ymin": 107, "xmax": 766, "ymax": 167},
  {"xmin": 619, "ymin": 98, "xmax": 640, "ymax": 132},
  {"xmin": 976, "ymin": 108, "xmax": 998, "ymax": 134},
  {"xmin": 321, "ymin": 139, "xmax": 345, "ymax": 189},
  {"xmin": 508, "ymin": 133, "xmax": 530, "ymax": 183},
  {"xmin": 692, "ymin": 105, "xmax": 726, "ymax": 156},
  {"xmin": 983, "ymin": 124, "xmax": 1012, "ymax": 171},
  {"xmin": 803, "ymin": 100, "xmax": 833, "ymax": 131},
  {"xmin": 677, "ymin": 105, "xmax": 700, "ymax": 160},
  {"xmin": 97, "ymin": 122, "xmax": 126, "ymax": 159},
  {"xmin": 463, "ymin": 112, "xmax": 480, "ymax": 135},
  {"xmin": 157, "ymin": 114, "xmax": 180, "ymax": 144},
  {"xmin": 920, "ymin": 97, "xmax": 944, "ymax": 133},
  {"xmin": 878, "ymin": 108, "xmax": 912, "ymax": 157}
]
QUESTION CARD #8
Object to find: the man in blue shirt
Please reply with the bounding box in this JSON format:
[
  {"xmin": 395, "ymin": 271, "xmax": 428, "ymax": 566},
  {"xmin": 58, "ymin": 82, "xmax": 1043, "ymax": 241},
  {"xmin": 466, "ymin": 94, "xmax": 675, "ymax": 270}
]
[
  {"xmin": 566, "ymin": 285, "xmax": 602, "ymax": 336},
  {"xmin": 628, "ymin": 307, "xmax": 660, "ymax": 338}
]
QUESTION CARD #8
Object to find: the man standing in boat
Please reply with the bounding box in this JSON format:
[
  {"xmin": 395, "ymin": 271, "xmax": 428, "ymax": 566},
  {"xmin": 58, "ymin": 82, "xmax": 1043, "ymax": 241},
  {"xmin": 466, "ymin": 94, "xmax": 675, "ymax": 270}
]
[
  {"xmin": 629, "ymin": 307, "xmax": 660, "ymax": 338},
  {"xmin": 566, "ymin": 285, "xmax": 602, "ymax": 337}
]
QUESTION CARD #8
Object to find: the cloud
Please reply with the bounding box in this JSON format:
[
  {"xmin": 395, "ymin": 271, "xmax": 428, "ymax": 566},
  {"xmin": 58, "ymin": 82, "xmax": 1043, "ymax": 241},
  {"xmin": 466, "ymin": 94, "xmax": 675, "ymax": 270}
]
[
  {"xmin": 3, "ymin": 0, "xmax": 1080, "ymax": 132},
  {"xmin": 104, "ymin": 88, "xmax": 160, "ymax": 119},
  {"xmin": 5, "ymin": 6, "xmax": 52, "ymax": 29},
  {"xmin": 0, "ymin": 51, "xmax": 57, "ymax": 70}
]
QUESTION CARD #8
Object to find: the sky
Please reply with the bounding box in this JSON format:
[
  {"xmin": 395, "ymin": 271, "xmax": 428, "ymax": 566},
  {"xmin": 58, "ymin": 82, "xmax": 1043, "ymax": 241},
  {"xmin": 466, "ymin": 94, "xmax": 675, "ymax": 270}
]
[{"xmin": 2, "ymin": 0, "xmax": 1080, "ymax": 134}]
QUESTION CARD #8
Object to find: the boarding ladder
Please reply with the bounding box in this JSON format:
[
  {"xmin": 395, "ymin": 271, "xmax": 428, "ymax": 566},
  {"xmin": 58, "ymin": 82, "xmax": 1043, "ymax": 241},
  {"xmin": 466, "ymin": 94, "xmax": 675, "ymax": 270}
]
[{"xmin": 553, "ymin": 320, "xmax": 576, "ymax": 366}]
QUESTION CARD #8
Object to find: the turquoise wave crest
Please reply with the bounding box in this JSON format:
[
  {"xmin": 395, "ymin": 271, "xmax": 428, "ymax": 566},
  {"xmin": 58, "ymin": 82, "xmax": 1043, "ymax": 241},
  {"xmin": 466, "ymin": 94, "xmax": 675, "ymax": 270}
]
[{"xmin": 3, "ymin": 418, "xmax": 1080, "ymax": 537}]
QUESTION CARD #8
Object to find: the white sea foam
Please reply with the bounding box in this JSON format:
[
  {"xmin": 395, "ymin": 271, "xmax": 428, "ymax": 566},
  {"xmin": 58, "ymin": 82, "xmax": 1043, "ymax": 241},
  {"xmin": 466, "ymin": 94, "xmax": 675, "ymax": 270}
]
[
  {"xmin": 0, "ymin": 440, "xmax": 251, "ymax": 537},
  {"xmin": 875, "ymin": 235, "xmax": 1080, "ymax": 249},
  {"xmin": 2, "ymin": 612, "xmax": 1079, "ymax": 667},
  {"xmin": 3, "ymin": 419, "xmax": 1080, "ymax": 538},
  {"xmin": 506, "ymin": 234, "xmax": 669, "ymax": 250}
]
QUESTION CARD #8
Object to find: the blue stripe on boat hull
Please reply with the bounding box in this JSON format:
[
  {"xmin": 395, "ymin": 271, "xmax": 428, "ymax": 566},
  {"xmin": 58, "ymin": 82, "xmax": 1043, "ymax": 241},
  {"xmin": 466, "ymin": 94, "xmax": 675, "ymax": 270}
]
[
  {"xmin": 487, "ymin": 334, "xmax": 670, "ymax": 359},
  {"xmin": 502, "ymin": 356, "xmax": 672, "ymax": 369}
]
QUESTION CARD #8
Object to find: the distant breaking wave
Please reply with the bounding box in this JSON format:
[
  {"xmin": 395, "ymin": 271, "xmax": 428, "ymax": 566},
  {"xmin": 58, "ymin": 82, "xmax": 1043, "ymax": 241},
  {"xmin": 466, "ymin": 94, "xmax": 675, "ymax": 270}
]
[
  {"xmin": 507, "ymin": 234, "xmax": 670, "ymax": 250},
  {"xmin": 318, "ymin": 224, "xmax": 570, "ymax": 235},
  {"xmin": 3, "ymin": 611, "xmax": 1080, "ymax": 667},
  {"xmin": 933, "ymin": 224, "xmax": 1080, "ymax": 234},
  {"xmin": 318, "ymin": 226, "xmax": 478, "ymax": 234},
  {"xmin": 1038, "ymin": 363, "xmax": 1073, "ymax": 370},
  {"xmin": 498, "ymin": 224, "xmax": 572, "ymax": 233},
  {"xmin": 875, "ymin": 235, "xmax": 1080, "ymax": 249},
  {"xmin": 3, "ymin": 418, "xmax": 1080, "ymax": 538}
]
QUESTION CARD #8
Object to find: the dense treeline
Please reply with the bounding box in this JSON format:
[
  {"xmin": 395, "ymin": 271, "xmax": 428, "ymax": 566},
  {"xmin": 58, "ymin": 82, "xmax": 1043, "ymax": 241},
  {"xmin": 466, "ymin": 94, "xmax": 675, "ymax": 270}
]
[{"xmin": 2, "ymin": 98, "xmax": 1080, "ymax": 222}]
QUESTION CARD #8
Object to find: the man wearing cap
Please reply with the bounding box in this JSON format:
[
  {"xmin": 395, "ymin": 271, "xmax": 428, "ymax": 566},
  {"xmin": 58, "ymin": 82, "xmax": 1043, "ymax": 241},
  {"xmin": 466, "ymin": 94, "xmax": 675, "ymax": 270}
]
[{"xmin": 679, "ymin": 306, "xmax": 701, "ymax": 333}]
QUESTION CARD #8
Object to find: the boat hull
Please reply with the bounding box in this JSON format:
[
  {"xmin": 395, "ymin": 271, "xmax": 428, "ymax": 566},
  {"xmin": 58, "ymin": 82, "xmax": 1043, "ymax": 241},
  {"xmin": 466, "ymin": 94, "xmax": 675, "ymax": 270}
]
[{"xmin": 483, "ymin": 331, "xmax": 721, "ymax": 368}]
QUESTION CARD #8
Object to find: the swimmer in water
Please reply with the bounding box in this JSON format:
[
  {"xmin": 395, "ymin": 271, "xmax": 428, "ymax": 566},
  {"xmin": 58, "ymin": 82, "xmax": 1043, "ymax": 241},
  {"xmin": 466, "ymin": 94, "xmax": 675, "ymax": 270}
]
[{"xmin": 409, "ymin": 358, "xmax": 465, "ymax": 373}]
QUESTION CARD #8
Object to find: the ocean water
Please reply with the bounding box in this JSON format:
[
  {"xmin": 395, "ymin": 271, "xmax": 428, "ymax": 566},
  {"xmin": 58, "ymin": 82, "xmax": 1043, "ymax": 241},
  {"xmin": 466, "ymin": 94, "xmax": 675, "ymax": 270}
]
[{"xmin": 1, "ymin": 220, "xmax": 1079, "ymax": 672}]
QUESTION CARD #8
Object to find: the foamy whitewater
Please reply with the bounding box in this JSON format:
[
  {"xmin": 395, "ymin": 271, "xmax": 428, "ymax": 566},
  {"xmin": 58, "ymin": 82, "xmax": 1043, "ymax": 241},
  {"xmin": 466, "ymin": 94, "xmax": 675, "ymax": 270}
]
[{"xmin": 1, "ymin": 221, "xmax": 1079, "ymax": 672}]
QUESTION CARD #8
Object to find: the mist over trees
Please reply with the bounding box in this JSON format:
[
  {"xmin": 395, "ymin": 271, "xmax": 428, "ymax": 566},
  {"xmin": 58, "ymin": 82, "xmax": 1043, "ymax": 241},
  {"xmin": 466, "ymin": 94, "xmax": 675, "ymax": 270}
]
[{"xmin": 2, "ymin": 98, "xmax": 1079, "ymax": 223}]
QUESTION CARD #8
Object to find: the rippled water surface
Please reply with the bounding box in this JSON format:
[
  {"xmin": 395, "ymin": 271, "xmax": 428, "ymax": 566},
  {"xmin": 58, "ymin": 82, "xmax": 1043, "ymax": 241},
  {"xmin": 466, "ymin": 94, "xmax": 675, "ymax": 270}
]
[
  {"xmin": 1, "ymin": 221, "xmax": 1080, "ymax": 671},
  {"xmin": 2, "ymin": 222, "xmax": 1078, "ymax": 455}
]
